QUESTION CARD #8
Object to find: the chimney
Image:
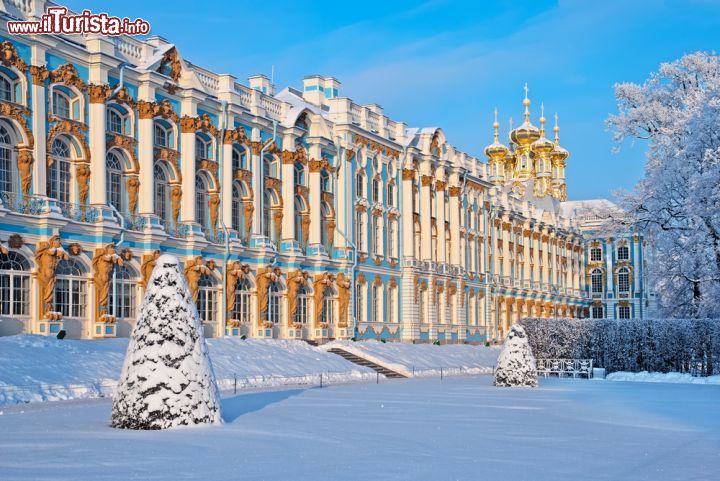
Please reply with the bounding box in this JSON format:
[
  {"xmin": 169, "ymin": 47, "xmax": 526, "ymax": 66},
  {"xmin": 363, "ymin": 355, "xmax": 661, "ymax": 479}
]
[
  {"xmin": 248, "ymin": 74, "xmax": 275, "ymax": 96},
  {"xmin": 303, "ymin": 75, "xmax": 341, "ymax": 106}
]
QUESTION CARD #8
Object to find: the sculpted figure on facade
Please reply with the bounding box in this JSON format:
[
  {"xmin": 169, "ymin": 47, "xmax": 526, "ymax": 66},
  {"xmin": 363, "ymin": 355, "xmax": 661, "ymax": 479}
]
[
  {"xmin": 76, "ymin": 164, "xmax": 91, "ymax": 208},
  {"xmin": 35, "ymin": 235, "xmax": 69, "ymax": 319},
  {"xmin": 17, "ymin": 149, "xmax": 33, "ymax": 199},
  {"xmin": 170, "ymin": 185, "xmax": 182, "ymax": 226},
  {"xmin": 226, "ymin": 261, "xmax": 250, "ymax": 318},
  {"xmin": 184, "ymin": 256, "xmax": 214, "ymax": 302},
  {"xmin": 286, "ymin": 270, "xmax": 309, "ymax": 327},
  {"xmin": 256, "ymin": 265, "xmax": 280, "ymax": 327},
  {"xmin": 140, "ymin": 250, "xmax": 161, "ymax": 288},
  {"xmin": 209, "ymin": 193, "xmax": 220, "ymax": 235},
  {"xmin": 313, "ymin": 272, "xmax": 334, "ymax": 328},
  {"xmin": 335, "ymin": 272, "xmax": 351, "ymax": 328},
  {"xmin": 243, "ymin": 201, "xmax": 254, "ymax": 243},
  {"xmin": 126, "ymin": 176, "xmax": 140, "ymax": 217},
  {"xmin": 92, "ymin": 244, "xmax": 123, "ymax": 322}
]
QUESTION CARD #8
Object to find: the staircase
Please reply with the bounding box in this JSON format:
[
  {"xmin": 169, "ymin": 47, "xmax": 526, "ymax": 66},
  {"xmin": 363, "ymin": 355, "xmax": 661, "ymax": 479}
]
[{"xmin": 327, "ymin": 348, "xmax": 407, "ymax": 379}]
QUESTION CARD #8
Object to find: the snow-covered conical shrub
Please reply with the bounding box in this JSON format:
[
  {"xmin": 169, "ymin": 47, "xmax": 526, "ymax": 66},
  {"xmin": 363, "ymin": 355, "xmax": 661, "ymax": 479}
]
[
  {"xmin": 494, "ymin": 324, "xmax": 538, "ymax": 387},
  {"xmin": 111, "ymin": 254, "xmax": 222, "ymax": 429}
]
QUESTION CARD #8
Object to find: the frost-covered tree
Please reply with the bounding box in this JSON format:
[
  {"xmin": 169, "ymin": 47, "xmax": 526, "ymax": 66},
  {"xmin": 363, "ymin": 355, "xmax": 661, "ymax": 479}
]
[
  {"xmin": 111, "ymin": 254, "xmax": 222, "ymax": 430},
  {"xmin": 607, "ymin": 52, "xmax": 720, "ymax": 318},
  {"xmin": 494, "ymin": 324, "xmax": 538, "ymax": 387}
]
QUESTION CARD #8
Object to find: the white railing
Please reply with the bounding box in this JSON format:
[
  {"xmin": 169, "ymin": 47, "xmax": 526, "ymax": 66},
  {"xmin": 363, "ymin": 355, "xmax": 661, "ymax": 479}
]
[
  {"xmin": 536, "ymin": 359, "xmax": 594, "ymax": 378},
  {"xmin": 261, "ymin": 96, "xmax": 284, "ymax": 119},
  {"xmin": 195, "ymin": 68, "xmax": 219, "ymax": 93},
  {"xmin": 114, "ymin": 37, "xmax": 144, "ymax": 64},
  {"xmin": 235, "ymin": 84, "xmax": 253, "ymax": 107}
]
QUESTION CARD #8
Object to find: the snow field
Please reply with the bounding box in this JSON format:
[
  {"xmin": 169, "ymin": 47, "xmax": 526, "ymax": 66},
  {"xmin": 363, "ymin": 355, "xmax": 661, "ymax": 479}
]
[
  {"xmin": 0, "ymin": 335, "xmax": 377, "ymax": 405},
  {"xmin": 323, "ymin": 339, "xmax": 501, "ymax": 377}
]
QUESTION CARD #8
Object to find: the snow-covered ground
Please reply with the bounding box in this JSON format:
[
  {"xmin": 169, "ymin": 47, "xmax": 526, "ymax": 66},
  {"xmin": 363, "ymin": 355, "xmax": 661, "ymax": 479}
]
[
  {"xmin": 0, "ymin": 335, "xmax": 376, "ymax": 405},
  {"xmin": 0, "ymin": 376, "xmax": 718, "ymax": 481},
  {"xmin": 607, "ymin": 371, "xmax": 720, "ymax": 385},
  {"xmin": 323, "ymin": 339, "xmax": 500, "ymax": 377}
]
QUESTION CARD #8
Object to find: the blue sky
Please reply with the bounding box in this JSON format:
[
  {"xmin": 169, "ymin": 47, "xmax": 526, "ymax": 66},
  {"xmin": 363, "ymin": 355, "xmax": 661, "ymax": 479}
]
[{"xmin": 65, "ymin": 0, "xmax": 720, "ymax": 200}]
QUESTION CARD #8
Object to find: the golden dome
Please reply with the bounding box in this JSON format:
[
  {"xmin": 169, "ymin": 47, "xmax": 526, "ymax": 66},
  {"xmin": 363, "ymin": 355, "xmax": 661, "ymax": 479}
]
[
  {"xmin": 484, "ymin": 108, "xmax": 509, "ymax": 159},
  {"xmin": 510, "ymin": 84, "xmax": 540, "ymax": 147},
  {"xmin": 531, "ymin": 103, "xmax": 555, "ymax": 154},
  {"xmin": 550, "ymin": 113, "xmax": 570, "ymax": 162}
]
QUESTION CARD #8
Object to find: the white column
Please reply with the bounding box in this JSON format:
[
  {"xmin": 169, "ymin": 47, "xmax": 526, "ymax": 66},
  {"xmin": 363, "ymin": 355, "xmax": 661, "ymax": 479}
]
[
  {"xmin": 632, "ymin": 236, "xmax": 641, "ymax": 293},
  {"xmin": 250, "ymin": 129, "xmax": 264, "ymax": 240},
  {"xmin": 308, "ymin": 158, "xmax": 323, "ymax": 254},
  {"xmin": 605, "ymin": 238, "xmax": 614, "ymax": 293},
  {"xmin": 180, "ymin": 132, "xmax": 196, "ymax": 224},
  {"xmin": 436, "ymin": 181, "xmax": 446, "ymax": 264},
  {"xmin": 88, "ymin": 97, "xmax": 107, "ymax": 206},
  {"xmin": 281, "ymin": 150, "xmax": 296, "ymax": 246},
  {"xmin": 335, "ymin": 150, "xmax": 347, "ymax": 250},
  {"xmin": 137, "ymin": 115, "xmax": 154, "ymax": 216},
  {"xmin": 420, "ymin": 173, "xmax": 432, "ymax": 261},
  {"xmin": 221, "ymin": 131, "xmax": 233, "ymax": 233},
  {"xmin": 30, "ymin": 46, "xmax": 47, "ymax": 196},
  {"xmin": 449, "ymin": 185, "xmax": 460, "ymax": 266},
  {"xmin": 401, "ymin": 169, "xmax": 415, "ymax": 258}
]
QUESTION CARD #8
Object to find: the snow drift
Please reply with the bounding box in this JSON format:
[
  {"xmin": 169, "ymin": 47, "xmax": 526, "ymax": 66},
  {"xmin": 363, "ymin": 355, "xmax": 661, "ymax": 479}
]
[{"xmin": 111, "ymin": 255, "xmax": 222, "ymax": 429}]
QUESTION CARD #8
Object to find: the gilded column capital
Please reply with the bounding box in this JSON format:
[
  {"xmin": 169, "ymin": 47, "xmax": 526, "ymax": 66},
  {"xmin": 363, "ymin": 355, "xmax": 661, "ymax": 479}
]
[
  {"xmin": 448, "ymin": 186, "xmax": 462, "ymax": 197},
  {"xmin": 309, "ymin": 159, "xmax": 323, "ymax": 173},
  {"xmin": 30, "ymin": 65, "xmax": 49, "ymax": 86},
  {"xmin": 88, "ymin": 84, "xmax": 112, "ymax": 104},
  {"xmin": 435, "ymin": 180, "xmax": 447, "ymax": 191},
  {"xmin": 421, "ymin": 175, "xmax": 433, "ymax": 187}
]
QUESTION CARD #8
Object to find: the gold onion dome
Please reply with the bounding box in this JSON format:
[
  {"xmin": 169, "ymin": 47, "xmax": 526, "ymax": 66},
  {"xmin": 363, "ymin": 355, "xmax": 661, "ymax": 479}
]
[
  {"xmin": 510, "ymin": 84, "xmax": 540, "ymax": 147},
  {"xmin": 531, "ymin": 103, "xmax": 555, "ymax": 154},
  {"xmin": 484, "ymin": 108, "xmax": 509, "ymax": 159},
  {"xmin": 550, "ymin": 113, "xmax": 569, "ymax": 162}
]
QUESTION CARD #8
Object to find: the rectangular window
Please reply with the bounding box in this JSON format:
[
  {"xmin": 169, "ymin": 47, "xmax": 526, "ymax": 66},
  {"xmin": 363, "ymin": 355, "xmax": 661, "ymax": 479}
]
[
  {"xmin": 197, "ymin": 288, "xmax": 217, "ymax": 323},
  {"xmin": 592, "ymin": 305, "xmax": 603, "ymax": 319},
  {"xmin": 617, "ymin": 245, "xmax": 629, "ymax": 261},
  {"xmin": 388, "ymin": 288, "xmax": 395, "ymax": 324},
  {"xmin": 322, "ymin": 297, "xmax": 334, "ymax": 325},
  {"xmin": 590, "ymin": 247, "xmax": 602, "ymax": 262},
  {"xmin": 618, "ymin": 305, "xmax": 630, "ymax": 319},
  {"xmin": 388, "ymin": 222, "xmax": 396, "ymax": 258},
  {"xmin": 233, "ymin": 288, "xmax": 252, "ymax": 324}
]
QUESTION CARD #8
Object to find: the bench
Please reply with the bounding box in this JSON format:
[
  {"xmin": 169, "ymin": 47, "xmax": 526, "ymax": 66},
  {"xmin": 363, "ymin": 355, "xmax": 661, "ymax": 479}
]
[{"xmin": 536, "ymin": 359, "xmax": 594, "ymax": 378}]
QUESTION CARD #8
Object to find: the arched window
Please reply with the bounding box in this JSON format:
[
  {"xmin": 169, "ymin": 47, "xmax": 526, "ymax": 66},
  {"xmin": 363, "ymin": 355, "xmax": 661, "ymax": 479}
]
[
  {"xmin": 355, "ymin": 283, "xmax": 364, "ymax": 323},
  {"xmin": 47, "ymin": 138, "xmax": 71, "ymax": 203},
  {"xmin": 388, "ymin": 220, "xmax": 397, "ymax": 258},
  {"xmin": 387, "ymin": 183, "xmax": 395, "ymax": 207},
  {"xmin": 55, "ymin": 258, "xmax": 87, "ymax": 319},
  {"xmin": 107, "ymin": 264, "xmax": 137, "ymax": 320},
  {"xmin": 232, "ymin": 147, "xmax": 246, "ymax": 170},
  {"xmin": 414, "ymin": 221, "xmax": 422, "ymax": 259},
  {"xmin": 154, "ymin": 122, "xmax": 171, "ymax": 148},
  {"xmin": 106, "ymin": 150, "xmax": 124, "ymax": 213},
  {"xmin": 232, "ymin": 277, "xmax": 252, "ymax": 324},
  {"xmin": 322, "ymin": 286, "xmax": 335, "ymax": 325},
  {"xmin": 154, "ymin": 162, "xmax": 171, "ymax": 224},
  {"xmin": 321, "ymin": 170, "xmax": 331, "ymax": 193},
  {"xmin": 321, "ymin": 201, "xmax": 332, "ymax": 253},
  {"xmin": 618, "ymin": 267, "xmax": 630, "ymax": 293},
  {"xmin": 268, "ymin": 282, "xmax": 281, "ymax": 325},
  {"xmin": 232, "ymin": 183, "xmax": 242, "ymax": 233},
  {"xmin": 387, "ymin": 284, "xmax": 396, "ymax": 324},
  {"xmin": 372, "ymin": 284, "xmax": 382, "ymax": 323},
  {"xmin": 0, "ymin": 124, "xmax": 14, "ymax": 195},
  {"xmin": 0, "ymin": 74, "xmax": 12, "ymax": 102},
  {"xmin": 294, "ymin": 162, "xmax": 305, "ymax": 186},
  {"xmin": 52, "ymin": 90, "xmax": 71, "ymax": 118},
  {"xmin": 263, "ymin": 189, "xmax": 273, "ymax": 240},
  {"xmin": 195, "ymin": 174, "xmax": 209, "ymax": 231},
  {"xmin": 106, "ymin": 106, "xmax": 127, "ymax": 134},
  {"xmin": 263, "ymin": 154, "xmax": 278, "ymax": 178},
  {"xmin": 294, "ymin": 195, "xmax": 306, "ymax": 247},
  {"xmin": 0, "ymin": 251, "xmax": 31, "ymax": 317},
  {"xmin": 195, "ymin": 135, "xmax": 211, "ymax": 161},
  {"xmin": 617, "ymin": 245, "xmax": 629, "ymax": 261},
  {"xmin": 356, "ymin": 211, "xmax": 366, "ymax": 253},
  {"xmin": 591, "ymin": 269, "xmax": 603, "ymax": 295},
  {"xmin": 372, "ymin": 215, "xmax": 381, "ymax": 255},
  {"xmin": 296, "ymin": 284, "xmax": 309, "ymax": 325},
  {"xmin": 196, "ymin": 274, "xmax": 217, "ymax": 323},
  {"xmin": 356, "ymin": 173, "xmax": 365, "ymax": 199}
]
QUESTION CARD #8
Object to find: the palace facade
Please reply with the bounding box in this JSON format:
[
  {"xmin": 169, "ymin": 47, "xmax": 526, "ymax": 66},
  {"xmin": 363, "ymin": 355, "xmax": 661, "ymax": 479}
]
[{"xmin": 0, "ymin": 0, "xmax": 591, "ymax": 342}]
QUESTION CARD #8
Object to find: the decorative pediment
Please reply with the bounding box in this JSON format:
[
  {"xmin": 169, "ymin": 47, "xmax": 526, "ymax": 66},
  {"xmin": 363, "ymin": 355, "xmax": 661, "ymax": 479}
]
[
  {"xmin": 106, "ymin": 133, "xmax": 138, "ymax": 172},
  {"xmin": 0, "ymin": 41, "xmax": 27, "ymax": 72},
  {"xmin": 180, "ymin": 113, "xmax": 218, "ymax": 136},
  {"xmin": 46, "ymin": 116, "xmax": 90, "ymax": 162},
  {"xmin": 49, "ymin": 63, "xmax": 86, "ymax": 91},
  {"xmin": 223, "ymin": 126, "xmax": 249, "ymax": 145},
  {"xmin": 110, "ymin": 86, "xmax": 136, "ymax": 109},
  {"xmin": 0, "ymin": 100, "xmax": 33, "ymax": 147},
  {"xmin": 158, "ymin": 47, "xmax": 182, "ymax": 93},
  {"xmin": 353, "ymin": 133, "xmax": 400, "ymax": 159},
  {"xmin": 137, "ymin": 98, "xmax": 179, "ymax": 122}
]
